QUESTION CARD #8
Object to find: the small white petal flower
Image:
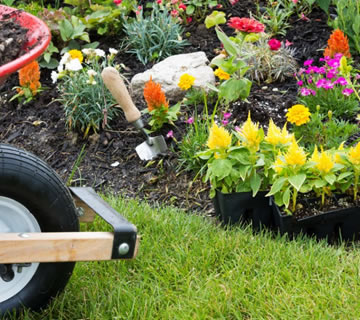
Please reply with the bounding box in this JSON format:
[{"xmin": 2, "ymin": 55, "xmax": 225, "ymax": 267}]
[
  {"xmin": 86, "ymin": 79, "xmax": 97, "ymax": 85},
  {"xmin": 51, "ymin": 71, "xmax": 58, "ymax": 83},
  {"xmin": 57, "ymin": 64, "xmax": 64, "ymax": 73},
  {"xmin": 65, "ymin": 59, "xmax": 83, "ymax": 71},
  {"xmin": 95, "ymin": 49, "xmax": 105, "ymax": 57},
  {"xmin": 109, "ymin": 48, "xmax": 118, "ymax": 55},
  {"xmin": 87, "ymin": 69, "xmax": 97, "ymax": 77},
  {"xmin": 59, "ymin": 52, "xmax": 70, "ymax": 66},
  {"xmin": 81, "ymin": 48, "xmax": 93, "ymax": 56}
]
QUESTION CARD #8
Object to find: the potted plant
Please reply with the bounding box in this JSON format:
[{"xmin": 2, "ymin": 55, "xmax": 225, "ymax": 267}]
[
  {"xmin": 198, "ymin": 113, "xmax": 293, "ymax": 229},
  {"xmin": 268, "ymin": 137, "xmax": 360, "ymax": 242}
]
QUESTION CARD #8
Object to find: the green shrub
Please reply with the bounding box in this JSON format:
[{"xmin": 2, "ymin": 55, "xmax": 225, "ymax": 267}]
[{"xmin": 122, "ymin": 4, "xmax": 189, "ymax": 65}]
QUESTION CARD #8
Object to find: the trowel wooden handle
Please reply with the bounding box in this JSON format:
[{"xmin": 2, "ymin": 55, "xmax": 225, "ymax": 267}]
[{"xmin": 101, "ymin": 67, "xmax": 141, "ymax": 123}]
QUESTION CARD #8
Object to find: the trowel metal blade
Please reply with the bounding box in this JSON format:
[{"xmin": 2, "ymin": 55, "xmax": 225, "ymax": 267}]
[{"xmin": 135, "ymin": 135, "xmax": 167, "ymax": 161}]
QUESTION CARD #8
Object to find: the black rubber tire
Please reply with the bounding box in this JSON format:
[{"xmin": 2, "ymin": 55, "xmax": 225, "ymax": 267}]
[{"xmin": 0, "ymin": 144, "xmax": 79, "ymax": 317}]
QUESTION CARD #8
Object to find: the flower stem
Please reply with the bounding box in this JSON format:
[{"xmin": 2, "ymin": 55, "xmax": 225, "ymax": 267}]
[
  {"xmin": 354, "ymin": 171, "xmax": 359, "ymax": 202},
  {"xmin": 292, "ymin": 188, "xmax": 298, "ymax": 213}
]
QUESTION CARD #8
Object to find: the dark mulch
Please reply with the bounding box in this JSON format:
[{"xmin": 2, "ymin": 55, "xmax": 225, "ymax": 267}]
[{"xmin": 0, "ymin": 4, "xmax": 334, "ymax": 215}]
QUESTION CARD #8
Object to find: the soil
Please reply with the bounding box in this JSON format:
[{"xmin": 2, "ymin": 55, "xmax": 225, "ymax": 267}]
[
  {"xmin": 0, "ymin": 15, "xmax": 28, "ymax": 66},
  {"xmin": 0, "ymin": 3, "xmax": 339, "ymax": 216}
]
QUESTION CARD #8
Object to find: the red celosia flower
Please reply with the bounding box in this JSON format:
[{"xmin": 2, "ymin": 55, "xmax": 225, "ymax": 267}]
[
  {"xmin": 143, "ymin": 76, "xmax": 169, "ymax": 112},
  {"xmin": 324, "ymin": 29, "xmax": 351, "ymax": 58},
  {"xmin": 227, "ymin": 17, "xmax": 265, "ymax": 33},
  {"xmin": 268, "ymin": 39, "xmax": 281, "ymax": 51}
]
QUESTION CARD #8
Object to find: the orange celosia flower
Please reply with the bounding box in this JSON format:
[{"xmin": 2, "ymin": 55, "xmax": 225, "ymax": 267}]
[
  {"xmin": 143, "ymin": 76, "xmax": 169, "ymax": 112},
  {"xmin": 18, "ymin": 60, "xmax": 41, "ymax": 95},
  {"xmin": 324, "ymin": 29, "xmax": 351, "ymax": 58}
]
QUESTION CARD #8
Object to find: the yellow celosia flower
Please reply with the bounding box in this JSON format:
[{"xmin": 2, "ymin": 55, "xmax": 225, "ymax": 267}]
[
  {"xmin": 265, "ymin": 119, "xmax": 293, "ymax": 145},
  {"xmin": 286, "ymin": 104, "xmax": 311, "ymax": 126},
  {"xmin": 273, "ymin": 153, "xmax": 285, "ymax": 174},
  {"xmin": 207, "ymin": 123, "xmax": 232, "ymax": 150},
  {"xmin": 214, "ymin": 68, "xmax": 230, "ymax": 80},
  {"xmin": 238, "ymin": 112, "xmax": 262, "ymax": 151},
  {"xmin": 348, "ymin": 142, "xmax": 360, "ymax": 165},
  {"xmin": 310, "ymin": 147, "xmax": 334, "ymax": 173},
  {"xmin": 178, "ymin": 73, "xmax": 195, "ymax": 90},
  {"xmin": 335, "ymin": 142, "xmax": 345, "ymax": 164},
  {"xmin": 284, "ymin": 140, "xmax": 307, "ymax": 166},
  {"xmin": 68, "ymin": 49, "xmax": 83, "ymax": 63}
]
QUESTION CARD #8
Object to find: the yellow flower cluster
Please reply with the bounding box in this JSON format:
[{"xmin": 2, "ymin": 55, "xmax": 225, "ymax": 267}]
[
  {"xmin": 238, "ymin": 113, "xmax": 262, "ymax": 151},
  {"xmin": 68, "ymin": 49, "xmax": 83, "ymax": 63},
  {"xmin": 214, "ymin": 68, "xmax": 230, "ymax": 80},
  {"xmin": 265, "ymin": 119, "xmax": 293, "ymax": 146},
  {"xmin": 284, "ymin": 140, "xmax": 307, "ymax": 166},
  {"xmin": 207, "ymin": 123, "xmax": 232, "ymax": 150},
  {"xmin": 310, "ymin": 146, "xmax": 334, "ymax": 174},
  {"xmin": 178, "ymin": 73, "xmax": 195, "ymax": 90},
  {"xmin": 348, "ymin": 142, "xmax": 360, "ymax": 165},
  {"xmin": 286, "ymin": 104, "xmax": 311, "ymax": 126}
]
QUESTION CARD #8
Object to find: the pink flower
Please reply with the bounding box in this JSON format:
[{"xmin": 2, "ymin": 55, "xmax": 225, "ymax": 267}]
[
  {"xmin": 297, "ymin": 80, "xmax": 303, "ymax": 86},
  {"xmin": 316, "ymin": 79, "xmax": 326, "ymax": 88},
  {"xmin": 326, "ymin": 71, "xmax": 336, "ymax": 79},
  {"xmin": 342, "ymin": 88, "xmax": 354, "ymax": 96},
  {"xmin": 179, "ymin": 3, "xmax": 186, "ymax": 10},
  {"xmin": 223, "ymin": 112, "xmax": 232, "ymax": 119},
  {"xmin": 227, "ymin": 17, "xmax": 265, "ymax": 33},
  {"xmin": 300, "ymin": 87, "xmax": 312, "ymax": 96},
  {"xmin": 303, "ymin": 59, "xmax": 313, "ymax": 66},
  {"xmin": 171, "ymin": 9, "xmax": 179, "ymax": 17},
  {"xmin": 156, "ymin": 0, "xmax": 162, "ymax": 3},
  {"xmin": 222, "ymin": 120, "xmax": 229, "ymax": 126},
  {"xmin": 171, "ymin": 0, "xmax": 178, "ymax": 3},
  {"xmin": 186, "ymin": 17, "xmax": 193, "ymax": 23},
  {"xmin": 334, "ymin": 77, "xmax": 348, "ymax": 85},
  {"xmin": 216, "ymin": 4, "xmax": 222, "ymax": 8},
  {"xmin": 235, "ymin": 126, "xmax": 241, "ymax": 132},
  {"xmin": 229, "ymin": 0, "xmax": 239, "ymax": 5},
  {"xmin": 135, "ymin": 5, "xmax": 142, "ymax": 15},
  {"xmin": 356, "ymin": 74, "xmax": 360, "ymax": 80},
  {"xmin": 166, "ymin": 130, "xmax": 174, "ymax": 138},
  {"xmin": 327, "ymin": 59, "xmax": 340, "ymax": 68},
  {"xmin": 113, "ymin": 0, "xmax": 122, "ymax": 4},
  {"xmin": 292, "ymin": 0, "xmax": 298, "ymax": 3},
  {"xmin": 268, "ymin": 39, "xmax": 281, "ymax": 51},
  {"xmin": 300, "ymin": 13, "xmax": 310, "ymax": 21},
  {"xmin": 185, "ymin": 117, "xmax": 194, "ymax": 124},
  {"xmin": 285, "ymin": 40, "xmax": 293, "ymax": 47}
]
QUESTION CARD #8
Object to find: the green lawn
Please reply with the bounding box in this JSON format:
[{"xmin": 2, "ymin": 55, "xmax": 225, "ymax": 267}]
[{"xmin": 20, "ymin": 195, "xmax": 360, "ymax": 319}]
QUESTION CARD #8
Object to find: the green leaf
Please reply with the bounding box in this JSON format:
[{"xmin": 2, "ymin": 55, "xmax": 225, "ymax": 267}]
[
  {"xmin": 288, "ymin": 174, "xmax": 306, "ymax": 191},
  {"xmin": 204, "ymin": 11, "xmax": 226, "ymax": 29},
  {"xmin": 283, "ymin": 187, "xmax": 291, "ymax": 209},
  {"xmin": 219, "ymin": 78, "xmax": 252, "ymax": 102},
  {"xmin": 229, "ymin": 148, "xmax": 251, "ymax": 165},
  {"xmin": 324, "ymin": 173, "xmax": 336, "ymax": 185},
  {"xmin": 59, "ymin": 19, "xmax": 74, "ymax": 41},
  {"xmin": 186, "ymin": 5, "xmax": 195, "ymax": 15},
  {"xmin": 208, "ymin": 159, "xmax": 233, "ymax": 180},
  {"xmin": 250, "ymin": 173, "xmax": 261, "ymax": 197},
  {"xmin": 238, "ymin": 165, "xmax": 249, "ymax": 180},
  {"xmin": 313, "ymin": 179, "xmax": 326, "ymax": 188},
  {"xmin": 315, "ymin": 0, "xmax": 331, "ymax": 13},
  {"xmin": 338, "ymin": 172, "xmax": 352, "ymax": 181},
  {"xmin": 266, "ymin": 177, "xmax": 286, "ymax": 196},
  {"xmin": 215, "ymin": 27, "xmax": 239, "ymax": 56}
]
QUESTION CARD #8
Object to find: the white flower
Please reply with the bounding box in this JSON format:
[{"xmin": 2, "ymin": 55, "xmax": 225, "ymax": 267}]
[
  {"xmin": 95, "ymin": 49, "xmax": 105, "ymax": 57},
  {"xmin": 65, "ymin": 59, "xmax": 83, "ymax": 71},
  {"xmin": 59, "ymin": 52, "xmax": 71, "ymax": 66},
  {"xmin": 87, "ymin": 69, "xmax": 97, "ymax": 77},
  {"xmin": 51, "ymin": 71, "xmax": 58, "ymax": 84},
  {"xmin": 109, "ymin": 48, "xmax": 118, "ymax": 55},
  {"xmin": 57, "ymin": 63, "xmax": 64, "ymax": 73},
  {"xmin": 86, "ymin": 79, "xmax": 97, "ymax": 85},
  {"xmin": 81, "ymin": 48, "xmax": 94, "ymax": 56}
]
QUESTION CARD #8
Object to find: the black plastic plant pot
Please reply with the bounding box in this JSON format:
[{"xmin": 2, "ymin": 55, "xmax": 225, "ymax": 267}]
[
  {"xmin": 270, "ymin": 196, "xmax": 360, "ymax": 243},
  {"xmin": 214, "ymin": 190, "xmax": 273, "ymax": 230}
]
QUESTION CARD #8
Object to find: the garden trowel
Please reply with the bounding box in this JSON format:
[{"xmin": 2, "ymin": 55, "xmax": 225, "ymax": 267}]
[{"xmin": 101, "ymin": 67, "xmax": 167, "ymax": 161}]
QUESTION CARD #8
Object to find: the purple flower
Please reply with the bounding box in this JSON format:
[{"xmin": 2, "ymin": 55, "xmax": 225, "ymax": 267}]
[
  {"xmin": 310, "ymin": 89, "xmax": 316, "ymax": 96},
  {"xmin": 297, "ymin": 80, "xmax": 304, "ymax": 86},
  {"xmin": 342, "ymin": 88, "xmax": 354, "ymax": 96},
  {"xmin": 334, "ymin": 77, "xmax": 348, "ymax": 85},
  {"xmin": 334, "ymin": 53, "xmax": 343, "ymax": 59},
  {"xmin": 308, "ymin": 76, "xmax": 313, "ymax": 84},
  {"xmin": 185, "ymin": 117, "xmax": 194, "ymax": 124},
  {"xmin": 323, "ymin": 80, "xmax": 334, "ymax": 90},
  {"xmin": 300, "ymin": 87, "xmax": 312, "ymax": 96},
  {"xmin": 326, "ymin": 71, "xmax": 336, "ymax": 79},
  {"xmin": 304, "ymin": 59, "xmax": 313, "ymax": 66},
  {"xmin": 318, "ymin": 67, "xmax": 326, "ymax": 74},
  {"xmin": 223, "ymin": 112, "xmax": 232, "ymax": 119},
  {"xmin": 222, "ymin": 120, "xmax": 229, "ymax": 126},
  {"xmin": 166, "ymin": 130, "xmax": 174, "ymax": 138},
  {"xmin": 316, "ymin": 78, "xmax": 326, "ymax": 88},
  {"xmin": 327, "ymin": 59, "xmax": 340, "ymax": 68}
]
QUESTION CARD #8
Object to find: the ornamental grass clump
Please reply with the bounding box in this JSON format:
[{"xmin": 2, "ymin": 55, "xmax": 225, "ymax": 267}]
[
  {"xmin": 55, "ymin": 48, "xmax": 119, "ymax": 138},
  {"xmin": 295, "ymin": 54, "xmax": 359, "ymax": 118}
]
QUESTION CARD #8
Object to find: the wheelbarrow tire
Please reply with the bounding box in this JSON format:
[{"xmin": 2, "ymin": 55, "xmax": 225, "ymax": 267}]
[{"xmin": 0, "ymin": 144, "xmax": 79, "ymax": 316}]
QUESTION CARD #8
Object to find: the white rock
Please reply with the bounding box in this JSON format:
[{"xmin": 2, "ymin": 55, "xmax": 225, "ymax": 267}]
[{"xmin": 130, "ymin": 52, "xmax": 216, "ymax": 102}]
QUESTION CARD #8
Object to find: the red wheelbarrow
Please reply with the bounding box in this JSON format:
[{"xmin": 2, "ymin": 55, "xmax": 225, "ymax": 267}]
[{"xmin": 0, "ymin": 5, "xmax": 138, "ymax": 316}]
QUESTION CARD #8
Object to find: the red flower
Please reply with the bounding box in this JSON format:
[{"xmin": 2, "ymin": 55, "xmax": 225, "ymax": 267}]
[
  {"xmin": 113, "ymin": 0, "xmax": 122, "ymax": 4},
  {"xmin": 268, "ymin": 39, "xmax": 281, "ymax": 51},
  {"xmin": 179, "ymin": 3, "xmax": 186, "ymax": 10},
  {"xmin": 227, "ymin": 17, "xmax": 265, "ymax": 33}
]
